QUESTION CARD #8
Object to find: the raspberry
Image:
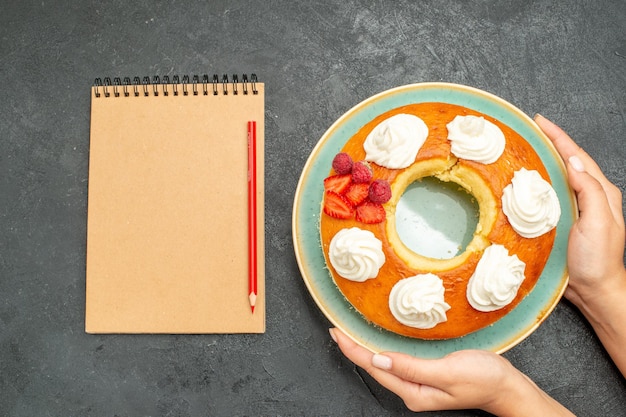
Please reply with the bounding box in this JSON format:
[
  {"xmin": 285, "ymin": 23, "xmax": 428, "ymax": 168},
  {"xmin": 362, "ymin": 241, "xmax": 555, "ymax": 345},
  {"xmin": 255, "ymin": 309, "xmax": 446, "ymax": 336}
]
[
  {"xmin": 368, "ymin": 179, "xmax": 391, "ymax": 204},
  {"xmin": 332, "ymin": 152, "xmax": 353, "ymax": 175},
  {"xmin": 351, "ymin": 161, "xmax": 373, "ymax": 183}
]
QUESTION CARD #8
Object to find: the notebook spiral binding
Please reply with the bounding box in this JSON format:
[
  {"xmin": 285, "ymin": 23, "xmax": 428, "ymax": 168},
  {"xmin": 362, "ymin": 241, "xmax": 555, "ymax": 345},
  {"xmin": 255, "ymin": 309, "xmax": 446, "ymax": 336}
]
[{"xmin": 93, "ymin": 73, "xmax": 258, "ymax": 98}]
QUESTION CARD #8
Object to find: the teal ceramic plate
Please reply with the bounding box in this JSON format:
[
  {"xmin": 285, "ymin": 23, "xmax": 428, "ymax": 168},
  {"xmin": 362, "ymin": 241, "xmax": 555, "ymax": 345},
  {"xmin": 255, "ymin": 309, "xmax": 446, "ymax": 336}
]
[{"xmin": 292, "ymin": 82, "xmax": 576, "ymax": 358}]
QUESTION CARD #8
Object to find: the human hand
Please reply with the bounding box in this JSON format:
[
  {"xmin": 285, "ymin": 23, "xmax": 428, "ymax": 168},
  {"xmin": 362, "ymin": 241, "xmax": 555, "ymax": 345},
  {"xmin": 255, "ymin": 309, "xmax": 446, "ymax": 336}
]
[
  {"xmin": 329, "ymin": 328, "xmax": 574, "ymax": 416},
  {"xmin": 535, "ymin": 114, "xmax": 626, "ymax": 376},
  {"xmin": 533, "ymin": 115, "xmax": 626, "ymax": 312}
]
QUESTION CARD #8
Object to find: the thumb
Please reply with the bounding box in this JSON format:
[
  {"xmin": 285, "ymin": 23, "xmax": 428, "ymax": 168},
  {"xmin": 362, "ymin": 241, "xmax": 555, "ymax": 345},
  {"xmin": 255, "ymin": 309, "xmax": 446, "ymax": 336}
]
[
  {"xmin": 373, "ymin": 351, "xmax": 451, "ymax": 386},
  {"xmin": 373, "ymin": 349, "xmax": 508, "ymax": 412},
  {"xmin": 371, "ymin": 352, "xmax": 453, "ymax": 410},
  {"xmin": 566, "ymin": 156, "xmax": 613, "ymax": 222}
]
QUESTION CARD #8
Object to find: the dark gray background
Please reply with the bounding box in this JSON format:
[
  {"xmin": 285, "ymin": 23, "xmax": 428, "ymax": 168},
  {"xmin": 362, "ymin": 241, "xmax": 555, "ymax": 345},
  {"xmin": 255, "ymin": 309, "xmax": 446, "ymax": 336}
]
[{"xmin": 1, "ymin": 0, "xmax": 625, "ymax": 416}]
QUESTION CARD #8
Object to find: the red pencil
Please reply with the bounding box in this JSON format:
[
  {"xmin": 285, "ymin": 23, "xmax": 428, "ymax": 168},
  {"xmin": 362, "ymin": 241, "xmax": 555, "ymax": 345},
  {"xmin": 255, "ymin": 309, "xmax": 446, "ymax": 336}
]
[{"xmin": 247, "ymin": 121, "xmax": 258, "ymax": 313}]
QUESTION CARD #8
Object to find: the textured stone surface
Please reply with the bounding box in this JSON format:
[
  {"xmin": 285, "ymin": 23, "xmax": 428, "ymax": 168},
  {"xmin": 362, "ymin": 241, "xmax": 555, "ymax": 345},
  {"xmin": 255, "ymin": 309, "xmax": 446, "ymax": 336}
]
[{"xmin": 1, "ymin": 1, "xmax": 625, "ymax": 416}]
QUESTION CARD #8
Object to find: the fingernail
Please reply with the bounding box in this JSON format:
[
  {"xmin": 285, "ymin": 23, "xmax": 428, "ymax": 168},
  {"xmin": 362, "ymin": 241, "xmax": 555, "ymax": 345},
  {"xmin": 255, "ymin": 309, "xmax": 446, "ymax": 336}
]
[
  {"xmin": 372, "ymin": 353, "xmax": 392, "ymax": 370},
  {"xmin": 569, "ymin": 155, "xmax": 585, "ymax": 172},
  {"xmin": 328, "ymin": 328, "xmax": 337, "ymax": 343},
  {"xmin": 533, "ymin": 113, "xmax": 543, "ymax": 121}
]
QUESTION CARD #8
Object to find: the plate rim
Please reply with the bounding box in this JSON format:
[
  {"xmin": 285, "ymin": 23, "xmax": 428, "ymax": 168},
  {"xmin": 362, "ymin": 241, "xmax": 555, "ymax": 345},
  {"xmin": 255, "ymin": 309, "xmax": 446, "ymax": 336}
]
[{"xmin": 292, "ymin": 81, "xmax": 576, "ymax": 357}]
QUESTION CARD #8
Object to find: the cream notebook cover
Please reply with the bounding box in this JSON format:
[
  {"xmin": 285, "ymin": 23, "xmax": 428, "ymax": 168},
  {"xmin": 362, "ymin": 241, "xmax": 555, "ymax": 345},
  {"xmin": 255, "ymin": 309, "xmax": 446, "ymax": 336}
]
[{"xmin": 86, "ymin": 75, "xmax": 265, "ymax": 333}]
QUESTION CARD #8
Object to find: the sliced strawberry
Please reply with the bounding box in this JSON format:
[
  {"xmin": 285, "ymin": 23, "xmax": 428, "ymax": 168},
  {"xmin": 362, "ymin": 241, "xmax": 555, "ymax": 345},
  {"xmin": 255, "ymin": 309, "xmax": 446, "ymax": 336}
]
[
  {"xmin": 356, "ymin": 202, "xmax": 386, "ymax": 224},
  {"xmin": 323, "ymin": 191, "xmax": 354, "ymax": 219},
  {"xmin": 323, "ymin": 174, "xmax": 352, "ymax": 194},
  {"xmin": 344, "ymin": 183, "xmax": 369, "ymax": 206}
]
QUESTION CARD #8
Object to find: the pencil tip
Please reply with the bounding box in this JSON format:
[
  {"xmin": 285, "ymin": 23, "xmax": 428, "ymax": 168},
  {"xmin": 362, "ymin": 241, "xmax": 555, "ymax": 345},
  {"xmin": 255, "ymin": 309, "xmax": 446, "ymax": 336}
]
[{"xmin": 248, "ymin": 292, "xmax": 257, "ymax": 314}]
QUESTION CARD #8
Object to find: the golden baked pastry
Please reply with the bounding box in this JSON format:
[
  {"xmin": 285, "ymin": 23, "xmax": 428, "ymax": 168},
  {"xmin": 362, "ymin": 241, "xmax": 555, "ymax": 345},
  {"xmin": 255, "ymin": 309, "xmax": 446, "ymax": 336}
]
[{"xmin": 319, "ymin": 102, "xmax": 556, "ymax": 339}]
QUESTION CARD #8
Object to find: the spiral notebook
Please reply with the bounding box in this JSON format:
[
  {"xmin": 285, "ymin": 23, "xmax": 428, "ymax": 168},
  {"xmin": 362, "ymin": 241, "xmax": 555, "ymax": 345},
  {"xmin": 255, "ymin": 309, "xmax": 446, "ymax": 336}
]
[{"xmin": 85, "ymin": 74, "xmax": 265, "ymax": 334}]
